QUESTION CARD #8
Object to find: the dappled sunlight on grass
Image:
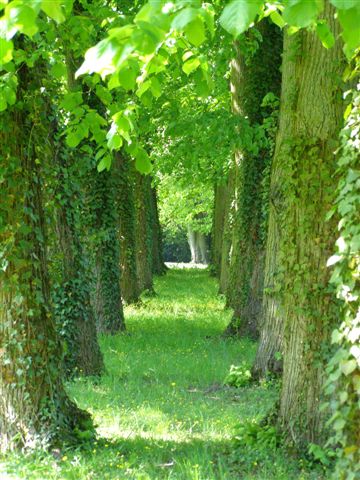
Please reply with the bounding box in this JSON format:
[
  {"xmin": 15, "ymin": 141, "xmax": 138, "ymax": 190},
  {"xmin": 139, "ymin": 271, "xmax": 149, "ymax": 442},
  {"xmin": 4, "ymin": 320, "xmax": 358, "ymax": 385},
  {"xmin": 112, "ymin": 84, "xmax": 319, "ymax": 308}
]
[{"xmin": 0, "ymin": 269, "xmax": 322, "ymax": 479}]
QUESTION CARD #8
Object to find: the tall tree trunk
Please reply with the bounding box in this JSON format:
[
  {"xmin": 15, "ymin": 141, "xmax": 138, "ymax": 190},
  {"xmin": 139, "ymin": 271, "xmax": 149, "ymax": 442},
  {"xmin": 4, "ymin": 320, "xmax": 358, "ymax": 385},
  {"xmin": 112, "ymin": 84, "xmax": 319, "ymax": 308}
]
[
  {"xmin": 187, "ymin": 227, "xmax": 209, "ymax": 264},
  {"xmin": 116, "ymin": 155, "xmax": 141, "ymax": 304},
  {"xmin": 274, "ymin": 3, "xmax": 344, "ymax": 444},
  {"xmin": 211, "ymin": 182, "xmax": 227, "ymax": 276},
  {"xmin": 135, "ymin": 171, "xmax": 154, "ymax": 293},
  {"xmin": 0, "ymin": 59, "xmax": 90, "ymax": 451},
  {"xmin": 54, "ymin": 145, "xmax": 105, "ymax": 373},
  {"xmin": 89, "ymin": 168, "xmax": 126, "ymax": 334},
  {"xmin": 219, "ymin": 169, "xmax": 235, "ymax": 294},
  {"xmin": 225, "ymin": 22, "xmax": 282, "ymax": 338},
  {"xmin": 149, "ymin": 186, "xmax": 167, "ymax": 275}
]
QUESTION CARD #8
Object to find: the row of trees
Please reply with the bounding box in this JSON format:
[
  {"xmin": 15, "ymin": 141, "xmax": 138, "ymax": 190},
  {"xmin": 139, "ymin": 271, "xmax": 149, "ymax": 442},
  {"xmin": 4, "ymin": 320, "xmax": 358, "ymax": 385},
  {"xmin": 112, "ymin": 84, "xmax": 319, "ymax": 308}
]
[
  {"xmin": 212, "ymin": 4, "xmax": 359, "ymax": 478},
  {"xmin": 0, "ymin": 0, "xmax": 359, "ymax": 477},
  {"xmin": 0, "ymin": 0, "xmax": 167, "ymax": 450}
]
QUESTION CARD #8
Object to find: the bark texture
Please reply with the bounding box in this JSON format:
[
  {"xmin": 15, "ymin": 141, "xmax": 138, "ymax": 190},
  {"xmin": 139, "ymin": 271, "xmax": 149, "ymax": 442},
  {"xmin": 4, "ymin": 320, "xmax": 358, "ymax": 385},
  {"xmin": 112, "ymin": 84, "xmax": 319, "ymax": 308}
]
[
  {"xmin": 117, "ymin": 155, "xmax": 141, "ymax": 304},
  {"xmin": 225, "ymin": 22, "xmax": 282, "ymax": 338},
  {"xmin": 187, "ymin": 227, "xmax": 209, "ymax": 264},
  {"xmin": 149, "ymin": 187, "xmax": 167, "ymax": 275},
  {"xmin": 55, "ymin": 149, "xmax": 105, "ymax": 372},
  {"xmin": 274, "ymin": 3, "xmax": 344, "ymax": 443},
  {"xmin": 135, "ymin": 172, "xmax": 154, "ymax": 293},
  {"xmin": 211, "ymin": 183, "xmax": 227, "ymax": 276},
  {"xmin": 0, "ymin": 58, "xmax": 90, "ymax": 451}
]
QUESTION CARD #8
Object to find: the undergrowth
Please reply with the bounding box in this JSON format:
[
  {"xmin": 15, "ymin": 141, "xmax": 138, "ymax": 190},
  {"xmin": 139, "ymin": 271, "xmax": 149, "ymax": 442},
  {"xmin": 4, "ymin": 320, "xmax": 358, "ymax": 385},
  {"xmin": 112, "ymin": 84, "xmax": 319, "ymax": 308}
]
[{"xmin": 0, "ymin": 269, "xmax": 324, "ymax": 479}]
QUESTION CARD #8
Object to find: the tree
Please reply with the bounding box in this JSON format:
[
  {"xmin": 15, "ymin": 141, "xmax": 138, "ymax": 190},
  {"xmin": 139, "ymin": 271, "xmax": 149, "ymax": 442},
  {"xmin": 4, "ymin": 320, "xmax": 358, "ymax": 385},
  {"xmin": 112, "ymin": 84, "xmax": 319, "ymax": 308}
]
[
  {"xmin": 116, "ymin": 154, "xmax": 142, "ymax": 304},
  {"xmin": 0, "ymin": 49, "xmax": 91, "ymax": 451},
  {"xmin": 272, "ymin": 3, "xmax": 345, "ymax": 443}
]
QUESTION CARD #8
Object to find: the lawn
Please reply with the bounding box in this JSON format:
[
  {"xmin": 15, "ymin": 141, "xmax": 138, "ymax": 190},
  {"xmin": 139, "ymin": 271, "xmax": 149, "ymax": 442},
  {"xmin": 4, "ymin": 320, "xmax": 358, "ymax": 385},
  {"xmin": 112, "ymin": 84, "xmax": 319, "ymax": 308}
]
[{"xmin": 0, "ymin": 269, "xmax": 324, "ymax": 479}]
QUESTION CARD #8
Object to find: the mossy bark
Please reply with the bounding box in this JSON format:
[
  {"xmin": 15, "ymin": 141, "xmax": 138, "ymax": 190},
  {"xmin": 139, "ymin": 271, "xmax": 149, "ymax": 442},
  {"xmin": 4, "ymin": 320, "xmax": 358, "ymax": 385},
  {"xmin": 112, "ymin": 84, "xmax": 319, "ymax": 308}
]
[
  {"xmin": 211, "ymin": 183, "xmax": 227, "ymax": 276},
  {"xmin": 0, "ymin": 60, "xmax": 91, "ymax": 452},
  {"xmin": 135, "ymin": 171, "xmax": 154, "ymax": 293},
  {"xmin": 267, "ymin": 2, "xmax": 344, "ymax": 443},
  {"xmin": 54, "ymin": 148, "xmax": 105, "ymax": 372},
  {"xmin": 225, "ymin": 22, "xmax": 282, "ymax": 338},
  {"xmin": 116, "ymin": 155, "xmax": 141, "ymax": 304},
  {"xmin": 149, "ymin": 186, "xmax": 167, "ymax": 275},
  {"xmin": 88, "ymin": 167, "xmax": 126, "ymax": 334}
]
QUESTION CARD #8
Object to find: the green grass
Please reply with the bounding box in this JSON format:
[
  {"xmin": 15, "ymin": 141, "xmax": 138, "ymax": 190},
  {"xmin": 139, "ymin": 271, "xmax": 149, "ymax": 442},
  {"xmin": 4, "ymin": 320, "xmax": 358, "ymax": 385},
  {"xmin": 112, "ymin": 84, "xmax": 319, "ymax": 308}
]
[{"xmin": 0, "ymin": 269, "xmax": 324, "ymax": 479}]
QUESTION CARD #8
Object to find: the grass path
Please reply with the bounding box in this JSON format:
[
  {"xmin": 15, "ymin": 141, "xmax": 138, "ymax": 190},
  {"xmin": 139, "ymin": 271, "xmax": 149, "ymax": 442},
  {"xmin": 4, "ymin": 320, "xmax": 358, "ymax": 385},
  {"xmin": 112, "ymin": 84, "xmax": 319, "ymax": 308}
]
[{"xmin": 1, "ymin": 269, "xmax": 321, "ymax": 479}]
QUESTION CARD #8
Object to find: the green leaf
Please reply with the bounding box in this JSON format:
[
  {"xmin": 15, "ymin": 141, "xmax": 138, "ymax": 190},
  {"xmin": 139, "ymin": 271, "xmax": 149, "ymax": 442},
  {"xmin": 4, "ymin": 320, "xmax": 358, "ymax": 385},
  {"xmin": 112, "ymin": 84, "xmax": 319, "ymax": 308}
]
[
  {"xmin": 172, "ymin": 7, "xmax": 198, "ymax": 30},
  {"xmin": 66, "ymin": 131, "xmax": 82, "ymax": 148},
  {"xmin": 41, "ymin": 0, "xmax": 65, "ymax": 23},
  {"xmin": 118, "ymin": 64, "xmax": 138, "ymax": 91},
  {"xmin": 316, "ymin": 21, "xmax": 335, "ymax": 48},
  {"xmin": 97, "ymin": 155, "xmax": 112, "ymax": 172},
  {"xmin": 200, "ymin": 4, "xmax": 215, "ymax": 37},
  {"xmin": 337, "ymin": 7, "xmax": 360, "ymax": 60},
  {"xmin": 0, "ymin": 95, "xmax": 7, "ymax": 111},
  {"xmin": 283, "ymin": 0, "xmax": 322, "ymax": 28},
  {"xmin": 340, "ymin": 359, "xmax": 357, "ymax": 376},
  {"xmin": 3, "ymin": 85, "xmax": 15, "ymax": 105},
  {"xmin": 95, "ymin": 84, "xmax": 112, "ymax": 105},
  {"xmin": 330, "ymin": 0, "xmax": 358, "ymax": 9},
  {"xmin": 106, "ymin": 124, "xmax": 123, "ymax": 150},
  {"xmin": 6, "ymin": 3, "xmax": 38, "ymax": 37},
  {"xmin": 184, "ymin": 17, "xmax": 206, "ymax": 46},
  {"xmin": 60, "ymin": 92, "xmax": 83, "ymax": 111},
  {"xmin": 182, "ymin": 56, "xmax": 200, "ymax": 75},
  {"xmin": 135, "ymin": 147, "xmax": 152, "ymax": 174},
  {"xmin": 50, "ymin": 62, "xmax": 67, "ymax": 79},
  {"xmin": 150, "ymin": 76, "xmax": 162, "ymax": 98},
  {"xmin": 136, "ymin": 80, "xmax": 151, "ymax": 98},
  {"xmin": 76, "ymin": 38, "xmax": 133, "ymax": 79},
  {"xmin": 220, "ymin": 0, "xmax": 263, "ymax": 38},
  {"xmin": 270, "ymin": 11, "xmax": 285, "ymax": 28},
  {"xmin": 0, "ymin": 38, "xmax": 13, "ymax": 64}
]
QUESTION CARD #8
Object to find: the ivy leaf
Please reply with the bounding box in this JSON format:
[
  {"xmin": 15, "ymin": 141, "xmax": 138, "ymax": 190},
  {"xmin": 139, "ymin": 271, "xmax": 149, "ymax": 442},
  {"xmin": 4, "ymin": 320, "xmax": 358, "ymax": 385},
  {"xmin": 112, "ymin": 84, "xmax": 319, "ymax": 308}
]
[
  {"xmin": 316, "ymin": 21, "xmax": 335, "ymax": 48},
  {"xmin": 340, "ymin": 359, "xmax": 357, "ymax": 376},
  {"xmin": 135, "ymin": 147, "xmax": 152, "ymax": 174},
  {"xmin": 41, "ymin": 0, "xmax": 65, "ymax": 23},
  {"xmin": 185, "ymin": 17, "xmax": 206, "ymax": 46},
  {"xmin": 220, "ymin": 0, "xmax": 263, "ymax": 38},
  {"xmin": 283, "ymin": 0, "xmax": 322, "ymax": 28}
]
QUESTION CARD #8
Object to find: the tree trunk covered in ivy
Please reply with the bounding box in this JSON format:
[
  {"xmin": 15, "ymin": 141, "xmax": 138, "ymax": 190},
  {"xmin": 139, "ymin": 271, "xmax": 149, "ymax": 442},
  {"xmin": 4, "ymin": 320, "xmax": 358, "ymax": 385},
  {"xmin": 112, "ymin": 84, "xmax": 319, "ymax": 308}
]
[
  {"xmin": 273, "ymin": 3, "xmax": 344, "ymax": 444},
  {"xmin": 135, "ymin": 171, "xmax": 154, "ymax": 293},
  {"xmin": 149, "ymin": 186, "xmax": 167, "ymax": 275},
  {"xmin": 218, "ymin": 170, "xmax": 235, "ymax": 295},
  {"xmin": 224, "ymin": 22, "xmax": 282, "ymax": 338},
  {"xmin": 88, "ymin": 167, "xmax": 126, "ymax": 334},
  {"xmin": 54, "ymin": 145, "xmax": 105, "ymax": 373},
  {"xmin": 116, "ymin": 155, "xmax": 141, "ymax": 304},
  {"xmin": 211, "ymin": 182, "xmax": 227, "ymax": 277},
  {"xmin": 0, "ymin": 59, "xmax": 91, "ymax": 452}
]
